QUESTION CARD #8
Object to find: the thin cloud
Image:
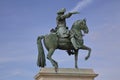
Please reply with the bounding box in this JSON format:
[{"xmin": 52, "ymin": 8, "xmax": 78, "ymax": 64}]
[{"xmin": 71, "ymin": 0, "xmax": 93, "ymax": 12}]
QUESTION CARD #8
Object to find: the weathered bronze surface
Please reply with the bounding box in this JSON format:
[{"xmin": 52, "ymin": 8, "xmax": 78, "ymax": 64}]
[{"xmin": 37, "ymin": 8, "xmax": 91, "ymax": 72}]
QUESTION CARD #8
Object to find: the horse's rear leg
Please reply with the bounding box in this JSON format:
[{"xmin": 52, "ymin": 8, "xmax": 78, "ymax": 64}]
[{"xmin": 47, "ymin": 49, "xmax": 58, "ymax": 71}]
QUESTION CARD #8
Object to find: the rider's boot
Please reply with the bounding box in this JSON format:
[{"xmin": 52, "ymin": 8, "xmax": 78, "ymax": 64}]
[{"xmin": 71, "ymin": 37, "xmax": 78, "ymax": 50}]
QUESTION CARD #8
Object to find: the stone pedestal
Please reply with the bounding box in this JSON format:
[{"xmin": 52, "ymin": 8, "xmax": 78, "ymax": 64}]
[{"xmin": 34, "ymin": 68, "xmax": 98, "ymax": 80}]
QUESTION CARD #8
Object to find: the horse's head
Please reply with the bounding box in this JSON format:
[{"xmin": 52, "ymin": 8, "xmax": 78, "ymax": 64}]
[
  {"xmin": 71, "ymin": 19, "xmax": 89, "ymax": 34},
  {"xmin": 79, "ymin": 19, "xmax": 89, "ymax": 34}
]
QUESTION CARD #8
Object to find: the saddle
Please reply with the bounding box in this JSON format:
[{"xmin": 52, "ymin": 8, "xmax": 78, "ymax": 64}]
[
  {"xmin": 58, "ymin": 37, "xmax": 70, "ymax": 43},
  {"xmin": 50, "ymin": 28, "xmax": 72, "ymax": 47}
]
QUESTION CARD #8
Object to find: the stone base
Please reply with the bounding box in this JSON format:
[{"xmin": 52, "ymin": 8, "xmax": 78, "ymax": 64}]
[{"xmin": 34, "ymin": 68, "xmax": 98, "ymax": 80}]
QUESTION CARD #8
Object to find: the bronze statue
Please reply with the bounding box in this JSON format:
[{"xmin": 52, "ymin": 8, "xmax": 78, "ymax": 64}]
[{"xmin": 37, "ymin": 8, "xmax": 91, "ymax": 72}]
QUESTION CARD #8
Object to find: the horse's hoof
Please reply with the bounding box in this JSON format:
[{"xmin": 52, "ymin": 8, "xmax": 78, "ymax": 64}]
[
  {"xmin": 85, "ymin": 56, "xmax": 89, "ymax": 60},
  {"xmin": 75, "ymin": 66, "xmax": 78, "ymax": 69},
  {"xmin": 55, "ymin": 67, "xmax": 58, "ymax": 73}
]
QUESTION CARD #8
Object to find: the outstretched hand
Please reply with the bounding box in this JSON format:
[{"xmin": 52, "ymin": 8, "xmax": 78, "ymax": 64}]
[{"xmin": 70, "ymin": 11, "xmax": 79, "ymax": 14}]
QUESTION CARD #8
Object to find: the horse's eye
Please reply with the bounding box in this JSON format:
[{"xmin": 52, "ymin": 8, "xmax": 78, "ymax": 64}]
[{"xmin": 82, "ymin": 22, "xmax": 84, "ymax": 25}]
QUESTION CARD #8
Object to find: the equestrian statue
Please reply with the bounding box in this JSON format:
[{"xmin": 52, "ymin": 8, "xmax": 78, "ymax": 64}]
[{"xmin": 37, "ymin": 8, "xmax": 91, "ymax": 72}]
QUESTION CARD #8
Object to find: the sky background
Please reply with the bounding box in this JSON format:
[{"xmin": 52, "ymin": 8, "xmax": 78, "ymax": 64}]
[{"xmin": 0, "ymin": 0, "xmax": 120, "ymax": 80}]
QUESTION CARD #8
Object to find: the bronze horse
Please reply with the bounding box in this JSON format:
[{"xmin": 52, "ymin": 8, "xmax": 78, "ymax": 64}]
[{"xmin": 37, "ymin": 19, "xmax": 91, "ymax": 71}]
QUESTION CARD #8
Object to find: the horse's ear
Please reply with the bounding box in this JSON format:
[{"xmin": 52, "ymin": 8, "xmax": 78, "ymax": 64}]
[{"xmin": 83, "ymin": 18, "xmax": 87, "ymax": 22}]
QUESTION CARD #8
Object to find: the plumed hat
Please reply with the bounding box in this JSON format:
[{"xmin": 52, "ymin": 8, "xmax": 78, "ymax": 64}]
[{"xmin": 57, "ymin": 8, "xmax": 66, "ymax": 14}]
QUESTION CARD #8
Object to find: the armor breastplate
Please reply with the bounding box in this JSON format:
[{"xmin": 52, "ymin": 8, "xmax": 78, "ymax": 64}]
[{"xmin": 56, "ymin": 16, "xmax": 66, "ymax": 27}]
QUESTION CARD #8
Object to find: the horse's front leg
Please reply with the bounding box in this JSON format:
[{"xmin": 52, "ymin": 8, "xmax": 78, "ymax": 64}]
[
  {"xmin": 74, "ymin": 50, "xmax": 78, "ymax": 68},
  {"xmin": 47, "ymin": 49, "xmax": 58, "ymax": 72},
  {"xmin": 80, "ymin": 45, "xmax": 91, "ymax": 60}
]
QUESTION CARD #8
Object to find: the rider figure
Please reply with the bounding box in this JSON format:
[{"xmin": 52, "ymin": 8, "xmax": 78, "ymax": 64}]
[
  {"xmin": 51, "ymin": 8, "xmax": 80, "ymax": 51},
  {"xmin": 52, "ymin": 8, "xmax": 79, "ymax": 38}
]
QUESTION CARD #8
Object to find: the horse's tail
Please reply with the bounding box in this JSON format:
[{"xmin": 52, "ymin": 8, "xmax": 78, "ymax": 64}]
[{"xmin": 37, "ymin": 35, "xmax": 46, "ymax": 67}]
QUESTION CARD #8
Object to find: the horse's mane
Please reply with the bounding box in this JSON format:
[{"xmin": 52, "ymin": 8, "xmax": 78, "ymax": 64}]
[{"xmin": 71, "ymin": 19, "xmax": 82, "ymax": 30}]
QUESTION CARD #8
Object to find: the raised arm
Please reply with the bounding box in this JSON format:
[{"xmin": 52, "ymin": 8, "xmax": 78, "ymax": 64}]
[{"xmin": 61, "ymin": 11, "xmax": 79, "ymax": 19}]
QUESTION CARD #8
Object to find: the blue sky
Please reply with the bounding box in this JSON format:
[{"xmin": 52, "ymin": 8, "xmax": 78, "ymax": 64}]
[{"xmin": 0, "ymin": 0, "xmax": 120, "ymax": 80}]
